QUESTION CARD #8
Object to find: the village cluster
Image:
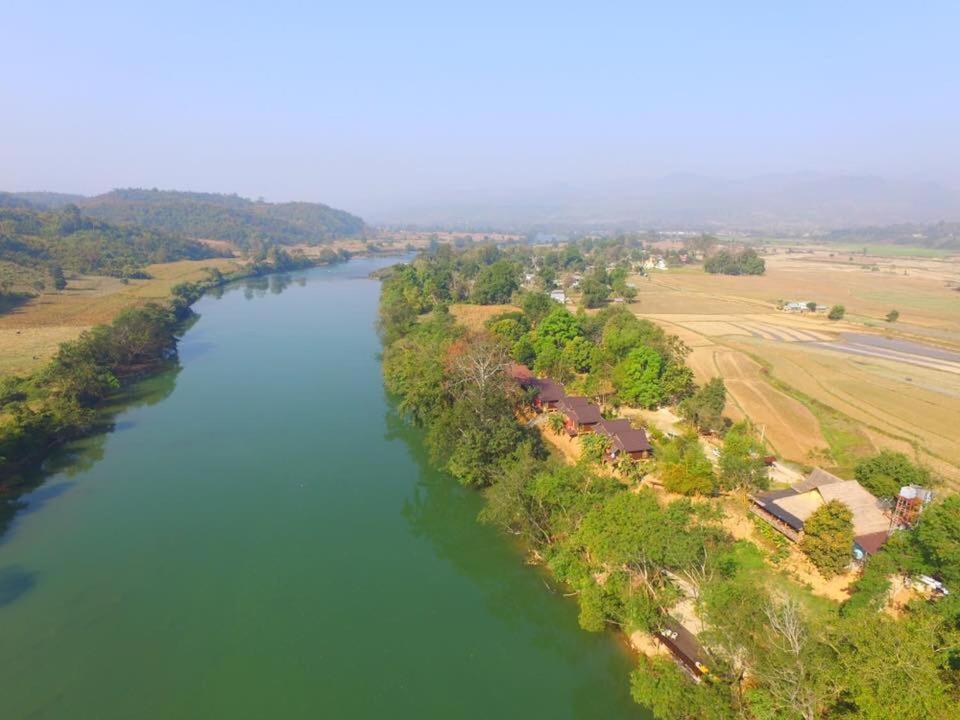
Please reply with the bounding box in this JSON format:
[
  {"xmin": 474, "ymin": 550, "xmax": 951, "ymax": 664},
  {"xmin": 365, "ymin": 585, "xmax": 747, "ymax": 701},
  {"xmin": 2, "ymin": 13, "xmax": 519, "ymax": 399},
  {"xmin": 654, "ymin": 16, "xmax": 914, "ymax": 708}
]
[
  {"xmin": 508, "ymin": 363, "xmax": 654, "ymax": 460},
  {"xmin": 509, "ymin": 361, "xmax": 948, "ymax": 680}
]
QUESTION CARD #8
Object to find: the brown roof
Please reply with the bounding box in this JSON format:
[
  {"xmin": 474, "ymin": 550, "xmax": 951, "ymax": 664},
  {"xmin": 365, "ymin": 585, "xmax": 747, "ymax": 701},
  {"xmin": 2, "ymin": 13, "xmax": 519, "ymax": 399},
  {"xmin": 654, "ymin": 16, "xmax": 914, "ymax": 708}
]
[
  {"xmin": 534, "ymin": 378, "xmax": 566, "ymax": 403},
  {"xmin": 855, "ymin": 531, "xmax": 889, "ymax": 555},
  {"xmin": 657, "ymin": 617, "xmax": 708, "ymax": 676},
  {"xmin": 596, "ymin": 418, "xmax": 653, "ymax": 453},
  {"xmin": 754, "ymin": 473, "xmax": 889, "ymax": 539},
  {"xmin": 558, "ymin": 396, "xmax": 602, "ymax": 424},
  {"xmin": 507, "ymin": 363, "xmax": 535, "ymax": 384},
  {"xmin": 793, "ymin": 467, "xmax": 844, "ymax": 493}
]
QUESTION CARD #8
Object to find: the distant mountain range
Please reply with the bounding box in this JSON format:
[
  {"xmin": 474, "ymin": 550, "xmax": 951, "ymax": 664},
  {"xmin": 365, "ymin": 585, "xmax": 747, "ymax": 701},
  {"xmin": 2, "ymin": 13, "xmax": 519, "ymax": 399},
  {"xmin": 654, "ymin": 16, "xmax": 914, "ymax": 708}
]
[
  {"xmin": 367, "ymin": 173, "xmax": 960, "ymax": 233},
  {"xmin": 8, "ymin": 189, "xmax": 367, "ymax": 248}
]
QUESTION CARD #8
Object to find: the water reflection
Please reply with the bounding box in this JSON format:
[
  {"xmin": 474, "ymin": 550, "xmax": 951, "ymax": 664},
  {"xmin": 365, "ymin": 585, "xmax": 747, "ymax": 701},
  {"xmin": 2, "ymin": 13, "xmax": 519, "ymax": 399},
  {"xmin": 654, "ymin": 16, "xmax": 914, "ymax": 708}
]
[
  {"xmin": 0, "ymin": 362, "xmax": 182, "ymax": 544},
  {"xmin": 386, "ymin": 406, "xmax": 643, "ymax": 719},
  {"xmin": 0, "ymin": 565, "xmax": 36, "ymax": 607}
]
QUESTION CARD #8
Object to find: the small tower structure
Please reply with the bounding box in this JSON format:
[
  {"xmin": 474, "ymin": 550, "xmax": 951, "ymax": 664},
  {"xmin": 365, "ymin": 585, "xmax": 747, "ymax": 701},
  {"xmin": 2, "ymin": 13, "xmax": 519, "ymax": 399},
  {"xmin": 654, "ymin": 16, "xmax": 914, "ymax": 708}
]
[{"xmin": 890, "ymin": 485, "xmax": 933, "ymax": 530}]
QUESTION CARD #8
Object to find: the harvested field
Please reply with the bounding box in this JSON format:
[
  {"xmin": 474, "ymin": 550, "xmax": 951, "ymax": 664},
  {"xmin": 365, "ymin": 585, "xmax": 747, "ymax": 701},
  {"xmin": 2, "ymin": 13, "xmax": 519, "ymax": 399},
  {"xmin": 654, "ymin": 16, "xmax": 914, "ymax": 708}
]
[
  {"xmin": 633, "ymin": 251, "xmax": 960, "ymax": 489},
  {"xmin": 714, "ymin": 350, "xmax": 829, "ymax": 460},
  {"xmin": 730, "ymin": 338, "xmax": 960, "ymax": 487}
]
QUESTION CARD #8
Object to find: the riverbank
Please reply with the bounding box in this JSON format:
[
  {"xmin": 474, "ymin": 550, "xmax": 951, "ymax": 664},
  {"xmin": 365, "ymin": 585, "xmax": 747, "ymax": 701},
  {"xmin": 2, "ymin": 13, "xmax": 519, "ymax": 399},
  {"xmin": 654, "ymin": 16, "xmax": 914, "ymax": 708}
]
[{"xmin": 0, "ymin": 248, "xmax": 369, "ymax": 489}]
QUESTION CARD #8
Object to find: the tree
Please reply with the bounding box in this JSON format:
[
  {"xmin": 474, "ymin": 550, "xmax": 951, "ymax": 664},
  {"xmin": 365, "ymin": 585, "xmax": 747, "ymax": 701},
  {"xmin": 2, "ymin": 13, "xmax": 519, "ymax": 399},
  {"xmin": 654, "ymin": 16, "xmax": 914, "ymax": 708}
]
[
  {"xmin": 854, "ymin": 450, "xmax": 929, "ymax": 499},
  {"xmin": 886, "ymin": 309, "xmax": 900, "ymax": 322},
  {"xmin": 49, "ymin": 264, "xmax": 67, "ymax": 291},
  {"xmin": 658, "ymin": 433, "xmax": 716, "ymax": 495},
  {"xmin": 630, "ymin": 658, "xmax": 733, "ymax": 720},
  {"xmin": 800, "ymin": 500, "xmax": 853, "ymax": 577},
  {"xmin": 579, "ymin": 432, "xmax": 611, "ymax": 464},
  {"xmin": 912, "ymin": 495, "xmax": 960, "ymax": 588},
  {"xmin": 533, "ymin": 307, "xmax": 582, "ymax": 355},
  {"xmin": 660, "ymin": 362, "xmax": 695, "ymax": 403},
  {"xmin": 827, "ymin": 304, "xmax": 845, "ymax": 320},
  {"xmin": 613, "ymin": 346, "xmax": 663, "ymax": 407},
  {"xmin": 470, "ymin": 259, "xmax": 520, "ymax": 304},
  {"xmin": 520, "ymin": 291, "xmax": 555, "ymax": 324},
  {"xmin": 678, "ymin": 377, "xmax": 726, "ymax": 434},
  {"xmin": 485, "ymin": 312, "xmax": 529, "ymax": 344},
  {"xmin": 478, "ymin": 443, "xmax": 551, "ymax": 545},
  {"xmin": 830, "ymin": 609, "xmax": 957, "ymax": 720},
  {"xmin": 579, "ymin": 269, "xmax": 611, "ymax": 308},
  {"xmin": 806, "ymin": 301, "xmax": 817, "ymax": 312},
  {"xmin": 704, "ymin": 248, "xmax": 765, "ymax": 276},
  {"xmin": 719, "ymin": 422, "xmax": 769, "ymax": 492}
]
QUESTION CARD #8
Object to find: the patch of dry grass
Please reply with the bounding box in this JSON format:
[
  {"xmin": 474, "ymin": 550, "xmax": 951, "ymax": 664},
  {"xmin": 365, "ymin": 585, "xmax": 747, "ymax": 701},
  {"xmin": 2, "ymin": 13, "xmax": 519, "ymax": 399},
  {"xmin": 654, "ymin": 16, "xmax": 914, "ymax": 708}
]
[
  {"xmin": 449, "ymin": 303, "xmax": 519, "ymax": 333},
  {"xmin": 0, "ymin": 258, "xmax": 243, "ymax": 376}
]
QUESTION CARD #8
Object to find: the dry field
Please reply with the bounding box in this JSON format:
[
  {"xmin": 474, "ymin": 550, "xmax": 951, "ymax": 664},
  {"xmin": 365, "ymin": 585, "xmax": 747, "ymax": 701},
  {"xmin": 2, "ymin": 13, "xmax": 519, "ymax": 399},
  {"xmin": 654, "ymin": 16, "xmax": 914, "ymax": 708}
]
[
  {"xmin": 630, "ymin": 251, "xmax": 960, "ymax": 488},
  {"xmin": 448, "ymin": 303, "xmax": 519, "ymax": 333},
  {"xmin": 0, "ymin": 258, "xmax": 243, "ymax": 376}
]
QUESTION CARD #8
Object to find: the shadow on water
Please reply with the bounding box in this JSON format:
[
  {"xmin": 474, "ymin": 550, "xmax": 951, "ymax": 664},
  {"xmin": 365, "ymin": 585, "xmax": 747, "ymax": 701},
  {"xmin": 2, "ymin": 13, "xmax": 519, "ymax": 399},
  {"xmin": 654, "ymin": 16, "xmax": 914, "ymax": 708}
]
[
  {"xmin": 384, "ymin": 406, "xmax": 645, "ymax": 719},
  {"xmin": 0, "ymin": 564, "xmax": 37, "ymax": 607},
  {"xmin": 0, "ymin": 361, "xmax": 182, "ymax": 545}
]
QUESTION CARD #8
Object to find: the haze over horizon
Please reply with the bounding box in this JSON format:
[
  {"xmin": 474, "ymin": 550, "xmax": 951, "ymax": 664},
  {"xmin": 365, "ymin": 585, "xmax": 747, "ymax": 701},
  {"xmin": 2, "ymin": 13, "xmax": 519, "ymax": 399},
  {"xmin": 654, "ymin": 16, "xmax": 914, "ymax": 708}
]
[{"xmin": 3, "ymin": 1, "xmax": 958, "ymax": 226}]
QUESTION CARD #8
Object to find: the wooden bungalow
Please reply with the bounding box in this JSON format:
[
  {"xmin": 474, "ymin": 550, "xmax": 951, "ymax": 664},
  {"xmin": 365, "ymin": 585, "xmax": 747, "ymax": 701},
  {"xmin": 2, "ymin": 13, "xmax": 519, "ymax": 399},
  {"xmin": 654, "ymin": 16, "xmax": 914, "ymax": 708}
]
[
  {"xmin": 595, "ymin": 418, "xmax": 653, "ymax": 460},
  {"xmin": 557, "ymin": 396, "xmax": 602, "ymax": 436},
  {"xmin": 532, "ymin": 378, "xmax": 566, "ymax": 411}
]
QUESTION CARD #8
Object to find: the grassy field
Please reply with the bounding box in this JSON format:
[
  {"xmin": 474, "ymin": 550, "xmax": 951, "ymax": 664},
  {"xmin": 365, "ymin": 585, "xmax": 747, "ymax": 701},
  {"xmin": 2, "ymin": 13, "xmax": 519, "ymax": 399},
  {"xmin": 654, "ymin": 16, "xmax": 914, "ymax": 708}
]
[
  {"xmin": 629, "ymin": 248, "xmax": 960, "ymax": 489},
  {"xmin": 449, "ymin": 303, "xmax": 519, "ymax": 333},
  {"xmin": 0, "ymin": 258, "xmax": 243, "ymax": 376}
]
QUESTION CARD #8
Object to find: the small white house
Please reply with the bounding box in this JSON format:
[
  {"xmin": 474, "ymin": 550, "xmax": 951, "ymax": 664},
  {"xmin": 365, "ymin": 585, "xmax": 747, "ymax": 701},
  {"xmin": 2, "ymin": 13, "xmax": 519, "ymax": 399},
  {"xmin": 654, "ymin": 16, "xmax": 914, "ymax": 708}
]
[{"xmin": 549, "ymin": 289, "xmax": 567, "ymax": 304}]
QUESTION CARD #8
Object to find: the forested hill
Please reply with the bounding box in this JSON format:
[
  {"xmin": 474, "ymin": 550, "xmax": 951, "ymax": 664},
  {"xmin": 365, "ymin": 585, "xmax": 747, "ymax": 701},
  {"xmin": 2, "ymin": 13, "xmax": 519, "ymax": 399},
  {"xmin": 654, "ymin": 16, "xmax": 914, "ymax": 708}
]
[
  {"xmin": 0, "ymin": 204, "xmax": 223, "ymax": 281},
  {"xmin": 78, "ymin": 189, "xmax": 366, "ymax": 247}
]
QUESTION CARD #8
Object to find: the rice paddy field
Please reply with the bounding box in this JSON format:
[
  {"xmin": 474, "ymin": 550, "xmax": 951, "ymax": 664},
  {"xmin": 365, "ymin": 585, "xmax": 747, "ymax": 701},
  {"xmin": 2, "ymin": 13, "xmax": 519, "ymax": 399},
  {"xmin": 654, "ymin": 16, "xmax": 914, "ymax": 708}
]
[
  {"xmin": 630, "ymin": 247, "xmax": 960, "ymax": 489},
  {"xmin": 0, "ymin": 258, "xmax": 243, "ymax": 376}
]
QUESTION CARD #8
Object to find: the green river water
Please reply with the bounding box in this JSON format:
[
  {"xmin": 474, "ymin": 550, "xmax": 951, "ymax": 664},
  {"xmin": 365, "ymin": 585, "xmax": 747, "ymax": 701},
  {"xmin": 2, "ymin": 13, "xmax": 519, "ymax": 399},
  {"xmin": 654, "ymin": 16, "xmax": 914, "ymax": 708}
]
[{"xmin": 0, "ymin": 258, "xmax": 647, "ymax": 719}]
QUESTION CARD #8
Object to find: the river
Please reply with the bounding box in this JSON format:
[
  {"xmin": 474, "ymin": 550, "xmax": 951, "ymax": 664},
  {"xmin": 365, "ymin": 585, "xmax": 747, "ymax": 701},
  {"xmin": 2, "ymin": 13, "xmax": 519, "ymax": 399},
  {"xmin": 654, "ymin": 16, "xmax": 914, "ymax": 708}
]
[{"xmin": 0, "ymin": 258, "xmax": 646, "ymax": 719}]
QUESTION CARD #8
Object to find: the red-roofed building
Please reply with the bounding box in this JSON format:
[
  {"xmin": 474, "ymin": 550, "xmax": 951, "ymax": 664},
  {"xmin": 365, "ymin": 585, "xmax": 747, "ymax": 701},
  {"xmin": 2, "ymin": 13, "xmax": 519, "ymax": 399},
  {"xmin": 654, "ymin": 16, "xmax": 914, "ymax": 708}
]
[
  {"xmin": 596, "ymin": 418, "xmax": 654, "ymax": 460},
  {"xmin": 557, "ymin": 396, "xmax": 602, "ymax": 436}
]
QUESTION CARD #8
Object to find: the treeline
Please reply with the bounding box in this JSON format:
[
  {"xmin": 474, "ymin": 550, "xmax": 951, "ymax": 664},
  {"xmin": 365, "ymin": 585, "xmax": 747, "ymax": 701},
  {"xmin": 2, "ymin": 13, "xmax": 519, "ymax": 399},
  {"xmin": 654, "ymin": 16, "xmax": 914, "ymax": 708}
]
[
  {"xmin": 0, "ymin": 262, "xmax": 240, "ymax": 484},
  {"xmin": 379, "ymin": 245, "xmax": 960, "ymax": 720},
  {"xmin": 0, "ymin": 204, "xmax": 223, "ymax": 286},
  {"xmin": 704, "ymin": 247, "xmax": 765, "ymax": 275},
  {"xmin": 0, "ymin": 302, "xmax": 182, "ymax": 482},
  {"xmin": 79, "ymin": 189, "xmax": 366, "ymax": 248},
  {"xmin": 825, "ymin": 222, "xmax": 960, "ymax": 250}
]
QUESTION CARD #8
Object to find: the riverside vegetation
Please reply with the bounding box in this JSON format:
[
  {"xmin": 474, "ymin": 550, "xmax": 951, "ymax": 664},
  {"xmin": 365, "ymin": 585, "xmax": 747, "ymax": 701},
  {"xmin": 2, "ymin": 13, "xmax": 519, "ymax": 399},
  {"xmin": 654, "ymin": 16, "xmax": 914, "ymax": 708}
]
[
  {"xmin": 0, "ymin": 243, "xmax": 324, "ymax": 487},
  {"xmin": 379, "ymin": 243, "xmax": 960, "ymax": 720}
]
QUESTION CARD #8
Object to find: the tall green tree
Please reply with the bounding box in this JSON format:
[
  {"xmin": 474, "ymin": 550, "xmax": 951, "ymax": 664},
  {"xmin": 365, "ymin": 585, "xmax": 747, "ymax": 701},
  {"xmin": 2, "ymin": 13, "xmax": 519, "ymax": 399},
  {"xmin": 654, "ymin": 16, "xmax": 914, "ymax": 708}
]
[
  {"xmin": 854, "ymin": 450, "xmax": 930, "ymax": 499},
  {"xmin": 678, "ymin": 377, "xmax": 726, "ymax": 434},
  {"xmin": 613, "ymin": 346, "xmax": 663, "ymax": 407},
  {"xmin": 719, "ymin": 422, "xmax": 769, "ymax": 492},
  {"xmin": 800, "ymin": 500, "xmax": 853, "ymax": 577}
]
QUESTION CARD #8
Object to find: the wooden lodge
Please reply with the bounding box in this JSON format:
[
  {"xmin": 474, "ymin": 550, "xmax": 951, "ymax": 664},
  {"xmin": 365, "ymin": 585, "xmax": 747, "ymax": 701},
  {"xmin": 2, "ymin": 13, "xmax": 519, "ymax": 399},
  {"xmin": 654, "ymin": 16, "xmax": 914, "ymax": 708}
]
[
  {"xmin": 508, "ymin": 365, "xmax": 566, "ymax": 410},
  {"xmin": 595, "ymin": 418, "xmax": 653, "ymax": 460},
  {"xmin": 533, "ymin": 378, "xmax": 566, "ymax": 410},
  {"xmin": 750, "ymin": 468, "xmax": 892, "ymax": 558},
  {"xmin": 557, "ymin": 396, "xmax": 602, "ymax": 436}
]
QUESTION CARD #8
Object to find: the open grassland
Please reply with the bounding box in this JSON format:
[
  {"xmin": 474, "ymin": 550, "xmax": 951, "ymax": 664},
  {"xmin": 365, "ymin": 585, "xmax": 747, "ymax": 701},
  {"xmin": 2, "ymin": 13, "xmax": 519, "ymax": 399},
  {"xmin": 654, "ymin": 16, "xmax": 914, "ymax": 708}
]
[
  {"xmin": 0, "ymin": 258, "xmax": 242, "ymax": 376},
  {"xmin": 449, "ymin": 303, "xmax": 519, "ymax": 333},
  {"xmin": 631, "ymin": 250, "xmax": 960, "ymax": 489}
]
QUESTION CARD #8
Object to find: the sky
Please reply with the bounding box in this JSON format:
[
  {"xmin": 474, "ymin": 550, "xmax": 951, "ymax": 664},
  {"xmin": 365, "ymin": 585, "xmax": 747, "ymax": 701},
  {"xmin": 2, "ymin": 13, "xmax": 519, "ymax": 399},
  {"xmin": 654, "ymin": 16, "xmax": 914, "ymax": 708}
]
[{"xmin": 2, "ymin": 1, "xmax": 958, "ymax": 219}]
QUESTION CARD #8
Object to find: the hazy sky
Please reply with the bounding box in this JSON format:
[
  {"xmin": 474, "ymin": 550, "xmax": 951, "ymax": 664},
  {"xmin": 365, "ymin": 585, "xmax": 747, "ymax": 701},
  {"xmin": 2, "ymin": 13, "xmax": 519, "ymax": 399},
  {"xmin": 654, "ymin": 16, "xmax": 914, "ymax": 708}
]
[{"xmin": 2, "ymin": 1, "xmax": 958, "ymax": 216}]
